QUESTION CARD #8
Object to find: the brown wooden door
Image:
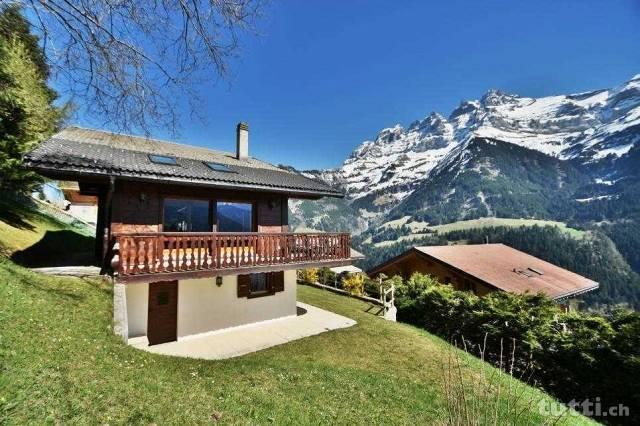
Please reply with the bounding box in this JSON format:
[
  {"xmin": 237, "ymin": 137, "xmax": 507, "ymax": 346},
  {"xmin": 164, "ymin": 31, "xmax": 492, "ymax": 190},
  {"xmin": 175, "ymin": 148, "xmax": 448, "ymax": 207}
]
[{"xmin": 147, "ymin": 281, "xmax": 178, "ymax": 345}]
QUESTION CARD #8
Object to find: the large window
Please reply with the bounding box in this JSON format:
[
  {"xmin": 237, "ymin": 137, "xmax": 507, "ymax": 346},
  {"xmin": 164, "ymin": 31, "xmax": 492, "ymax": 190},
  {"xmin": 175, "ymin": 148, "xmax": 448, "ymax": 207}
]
[
  {"xmin": 217, "ymin": 202, "xmax": 253, "ymax": 232},
  {"xmin": 163, "ymin": 199, "xmax": 210, "ymax": 232}
]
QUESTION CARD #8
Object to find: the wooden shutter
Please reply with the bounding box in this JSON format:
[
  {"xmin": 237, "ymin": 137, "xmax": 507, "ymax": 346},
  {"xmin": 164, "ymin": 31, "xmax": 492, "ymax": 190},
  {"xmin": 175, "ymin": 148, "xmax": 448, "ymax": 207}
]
[
  {"xmin": 270, "ymin": 271, "xmax": 285, "ymax": 293},
  {"xmin": 237, "ymin": 274, "xmax": 251, "ymax": 297}
]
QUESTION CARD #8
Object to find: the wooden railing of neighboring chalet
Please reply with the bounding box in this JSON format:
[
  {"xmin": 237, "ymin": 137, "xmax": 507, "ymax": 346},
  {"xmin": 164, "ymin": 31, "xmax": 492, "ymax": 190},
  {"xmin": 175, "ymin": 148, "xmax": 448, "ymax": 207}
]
[{"xmin": 110, "ymin": 232, "xmax": 352, "ymax": 279}]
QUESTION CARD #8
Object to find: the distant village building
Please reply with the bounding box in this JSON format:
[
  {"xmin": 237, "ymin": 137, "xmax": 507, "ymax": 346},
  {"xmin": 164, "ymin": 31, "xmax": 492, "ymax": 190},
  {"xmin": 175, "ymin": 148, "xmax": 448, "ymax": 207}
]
[
  {"xmin": 58, "ymin": 181, "xmax": 99, "ymax": 225},
  {"xmin": 368, "ymin": 244, "xmax": 599, "ymax": 309}
]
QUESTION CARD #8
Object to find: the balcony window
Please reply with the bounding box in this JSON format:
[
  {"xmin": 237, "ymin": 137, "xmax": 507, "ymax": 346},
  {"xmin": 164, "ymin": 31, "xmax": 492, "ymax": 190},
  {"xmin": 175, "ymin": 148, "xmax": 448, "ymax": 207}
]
[
  {"xmin": 217, "ymin": 202, "xmax": 253, "ymax": 232},
  {"xmin": 163, "ymin": 199, "xmax": 210, "ymax": 232}
]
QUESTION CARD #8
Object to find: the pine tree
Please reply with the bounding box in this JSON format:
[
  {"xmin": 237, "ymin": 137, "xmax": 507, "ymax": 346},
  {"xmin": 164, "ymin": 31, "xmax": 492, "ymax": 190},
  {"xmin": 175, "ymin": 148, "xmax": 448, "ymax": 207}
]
[{"xmin": 0, "ymin": 5, "xmax": 62, "ymax": 193}]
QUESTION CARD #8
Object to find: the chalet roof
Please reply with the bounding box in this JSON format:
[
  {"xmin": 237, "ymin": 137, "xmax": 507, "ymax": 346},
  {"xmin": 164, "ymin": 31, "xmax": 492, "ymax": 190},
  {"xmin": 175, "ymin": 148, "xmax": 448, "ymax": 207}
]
[
  {"xmin": 24, "ymin": 127, "xmax": 342, "ymax": 198},
  {"xmin": 371, "ymin": 244, "xmax": 599, "ymax": 300},
  {"xmin": 350, "ymin": 247, "xmax": 366, "ymax": 260},
  {"xmin": 330, "ymin": 265, "xmax": 363, "ymax": 274}
]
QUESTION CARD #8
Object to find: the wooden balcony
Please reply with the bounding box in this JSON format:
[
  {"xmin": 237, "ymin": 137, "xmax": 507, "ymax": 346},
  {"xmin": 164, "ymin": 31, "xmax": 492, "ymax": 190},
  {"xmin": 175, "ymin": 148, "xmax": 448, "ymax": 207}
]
[{"xmin": 110, "ymin": 232, "xmax": 354, "ymax": 283}]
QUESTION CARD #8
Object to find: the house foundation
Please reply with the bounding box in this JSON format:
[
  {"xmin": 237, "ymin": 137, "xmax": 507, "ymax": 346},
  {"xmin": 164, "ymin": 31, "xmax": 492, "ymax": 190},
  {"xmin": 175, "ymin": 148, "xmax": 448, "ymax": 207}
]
[{"xmin": 112, "ymin": 282, "xmax": 128, "ymax": 342}]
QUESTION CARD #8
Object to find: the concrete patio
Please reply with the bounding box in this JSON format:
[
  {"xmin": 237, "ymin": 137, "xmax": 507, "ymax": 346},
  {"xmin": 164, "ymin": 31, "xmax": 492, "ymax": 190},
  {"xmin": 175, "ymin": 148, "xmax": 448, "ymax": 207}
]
[{"xmin": 129, "ymin": 302, "xmax": 356, "ymax": 360}]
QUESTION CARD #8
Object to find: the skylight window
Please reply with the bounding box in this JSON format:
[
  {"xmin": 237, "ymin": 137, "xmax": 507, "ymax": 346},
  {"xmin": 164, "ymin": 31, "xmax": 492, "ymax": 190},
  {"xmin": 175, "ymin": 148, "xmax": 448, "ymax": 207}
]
[
  {"xmin": 149, "ymin": 154, "xmax": 177, "ymax": 165},
  {"xmin": 205, "ymin": 162, "xmax": 233, "ymax": 173},
  {"xmin": 528, "ymin": 267, "xmax": 544, "ymax": 276}
]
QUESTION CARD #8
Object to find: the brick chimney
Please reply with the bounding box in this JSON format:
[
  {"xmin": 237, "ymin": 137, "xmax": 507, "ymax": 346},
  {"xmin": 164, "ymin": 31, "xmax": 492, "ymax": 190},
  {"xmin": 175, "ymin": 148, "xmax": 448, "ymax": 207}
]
[{"xmin": 236, "ymin": 122, "xmax": 249, "ymax": 160}]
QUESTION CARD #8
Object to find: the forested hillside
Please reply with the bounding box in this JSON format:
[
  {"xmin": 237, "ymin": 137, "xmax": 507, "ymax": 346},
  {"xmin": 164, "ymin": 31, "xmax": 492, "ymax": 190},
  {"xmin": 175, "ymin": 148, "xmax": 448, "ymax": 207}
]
[{"xmin": 391, "ymin": 138, "xmax": 591, "ymax": 225}]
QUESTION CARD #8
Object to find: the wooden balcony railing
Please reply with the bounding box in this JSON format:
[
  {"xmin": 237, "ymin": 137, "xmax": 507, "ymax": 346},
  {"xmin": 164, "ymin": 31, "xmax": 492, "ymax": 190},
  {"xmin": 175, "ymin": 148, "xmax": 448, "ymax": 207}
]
[{"xmin": 110, "ymin": 232, "xmax": 352, "ymax": 280}]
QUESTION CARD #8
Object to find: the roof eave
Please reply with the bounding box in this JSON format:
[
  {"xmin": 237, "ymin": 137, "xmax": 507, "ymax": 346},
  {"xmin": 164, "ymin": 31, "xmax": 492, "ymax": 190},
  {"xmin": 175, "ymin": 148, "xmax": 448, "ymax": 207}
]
[
  {"xmin": 24, "ymin": 161, "xmax": 344, "ymax": 199},
  {"xmin": 551, "ymin": 283, "xmax": 600, "ymax": 301}
]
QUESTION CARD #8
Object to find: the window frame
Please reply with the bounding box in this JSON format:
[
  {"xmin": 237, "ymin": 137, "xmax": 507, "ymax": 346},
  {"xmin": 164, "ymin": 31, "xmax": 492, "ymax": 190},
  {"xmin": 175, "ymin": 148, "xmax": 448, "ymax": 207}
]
[
  {"xmin": 149, "ymin": 154, "xmax": 178, "ymax": 165},
  {"xmin": 238, "ymin": 272, "xmax": 285, "ymax": 299},
  {"xmin": 248, "ymin": 273, "xmax": 271, "ymax": 297},
  {"xmin": 215, "ymin": 200, "xmax": 256, "ymax": 233},
  {"xmin": 204, "ymin": 161, "xmax": 235, "ymax": 173},
  {"xmin": 161, "ymin": 197, "xmax": 213, "ymax": 233},
  {"xmin": 157, "ymin": 193, "xmax": 262, "ymax": 234}
]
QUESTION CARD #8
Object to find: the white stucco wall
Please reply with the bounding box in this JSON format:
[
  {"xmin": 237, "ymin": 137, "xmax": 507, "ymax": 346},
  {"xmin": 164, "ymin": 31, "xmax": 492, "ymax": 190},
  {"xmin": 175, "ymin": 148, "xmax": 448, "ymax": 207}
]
[
  {"xmin": 123, "ymin": 270, "xmax": 297, "ymax": 340},
  {"xmin": 126, "ymin": 282, "xmax": 149, "ymax": 338},
  {"xmin": 177, "ymin": 270, "xmax": 297, "ymax": 338},
  {"xmin": 68, "ymin": 204, "xmax": 98, "ymax": 225}
]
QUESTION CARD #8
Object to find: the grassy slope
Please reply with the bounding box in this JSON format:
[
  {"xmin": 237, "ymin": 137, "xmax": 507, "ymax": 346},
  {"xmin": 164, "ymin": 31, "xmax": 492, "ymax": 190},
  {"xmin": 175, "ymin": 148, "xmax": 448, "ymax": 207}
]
[
  {"xmin": 0, "ymin": 261, "xmax": 592, "ymax": 424},
  {"xmin": 0, "ymin": 198, "xmax": 94, "ymax": 266},
  {"xmin": 368, "ymin": 217, "xmax": 585, "ymax": 247},
  {"xmin": 430, "ymin": 218, "xmax": 585, "ymax": 239},
  {"xmin": 0, "ymin": 201, "xmax": 593, "ymax": 424}
]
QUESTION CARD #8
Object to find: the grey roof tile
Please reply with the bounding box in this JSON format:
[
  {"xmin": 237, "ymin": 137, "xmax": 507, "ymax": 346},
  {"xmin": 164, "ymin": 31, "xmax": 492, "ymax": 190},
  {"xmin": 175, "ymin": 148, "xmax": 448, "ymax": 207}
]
[{"xmin": 24, "ymin": 127, "xmax": 342, "ymax": 197}]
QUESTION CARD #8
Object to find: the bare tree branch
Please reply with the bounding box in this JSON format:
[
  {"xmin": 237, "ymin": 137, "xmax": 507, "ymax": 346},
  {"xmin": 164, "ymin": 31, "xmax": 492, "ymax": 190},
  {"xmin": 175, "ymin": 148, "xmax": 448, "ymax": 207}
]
[{"xmin": 4, "ymin": 0, "xmax": 266, "ymax": 134}]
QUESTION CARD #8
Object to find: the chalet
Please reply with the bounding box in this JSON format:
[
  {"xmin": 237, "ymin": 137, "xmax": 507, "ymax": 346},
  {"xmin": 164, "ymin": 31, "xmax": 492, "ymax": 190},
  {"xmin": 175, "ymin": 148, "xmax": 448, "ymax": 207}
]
[
  {"xmin": 368, "ymin": 244, "xmax": 599, "ymax": 307},
  {"xmin": 24, "ymin": 125, "xmax": 358, "ymax": 345}
]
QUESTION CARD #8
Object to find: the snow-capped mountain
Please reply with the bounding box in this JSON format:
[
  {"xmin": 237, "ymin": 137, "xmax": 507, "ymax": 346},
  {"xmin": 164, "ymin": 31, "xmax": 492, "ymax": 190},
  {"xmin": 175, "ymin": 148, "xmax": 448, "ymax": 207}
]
[
  {"xmin": 311, "ymin": 74, "xmax": 640, "ymax": 214},
  {"xmin": 291, "ymin": 75, "xmax": 640, "ymax": 237}
]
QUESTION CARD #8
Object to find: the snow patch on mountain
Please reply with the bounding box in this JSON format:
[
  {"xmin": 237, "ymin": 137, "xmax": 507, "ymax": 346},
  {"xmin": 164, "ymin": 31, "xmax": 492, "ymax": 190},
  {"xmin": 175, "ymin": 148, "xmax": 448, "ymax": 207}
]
[{"xmin": 315, "ymin": 75, "xmax": 640, "ymax": 209}]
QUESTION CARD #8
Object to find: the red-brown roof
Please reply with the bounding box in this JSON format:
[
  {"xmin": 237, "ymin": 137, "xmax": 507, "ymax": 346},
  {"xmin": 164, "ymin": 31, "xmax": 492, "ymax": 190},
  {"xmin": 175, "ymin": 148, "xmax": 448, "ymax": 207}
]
[{"xmin": 404, "ymin": 244, "xmax": 597, "ymax": 300}]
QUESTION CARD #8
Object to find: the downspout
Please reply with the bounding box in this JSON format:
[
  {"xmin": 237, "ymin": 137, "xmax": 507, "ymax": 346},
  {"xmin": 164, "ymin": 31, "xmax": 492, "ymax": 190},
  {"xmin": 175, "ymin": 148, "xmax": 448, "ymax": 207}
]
[{"xmin": 101, "ymin": 176, "xmax": 116, "ymax": 272}]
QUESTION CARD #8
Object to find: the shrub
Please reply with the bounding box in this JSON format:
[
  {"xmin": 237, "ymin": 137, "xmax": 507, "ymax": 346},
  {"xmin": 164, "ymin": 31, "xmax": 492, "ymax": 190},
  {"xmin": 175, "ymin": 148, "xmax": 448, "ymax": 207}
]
[
  {"xmin": 411, "ymin": 284, "xmax": 478, "ymax": 336},
  {"xmin": 342, "ymin": 273, "xmax": 365, "ymax": 296},
  {"xmin": 393, "ymin": 276, "xmax": 640, "ymax": 424},
  {"xmin": 317, "ymin": 267, "xmax": 336, "ymax": 286},
  {"xmin": 396, "ymin": 272, "xmax": 439, "ymax": 301},
  {"xmin": 298, "ymin": 268, "xmax": 319, "ymax": 284},
  {"xmin": 362, "ymin": 276, "xmax": 376, "ymax": 297}
]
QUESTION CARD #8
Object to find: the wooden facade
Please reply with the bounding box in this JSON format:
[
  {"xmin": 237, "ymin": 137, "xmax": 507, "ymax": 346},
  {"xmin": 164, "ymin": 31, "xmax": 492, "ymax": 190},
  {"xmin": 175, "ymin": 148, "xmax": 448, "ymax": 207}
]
[
  {"xmin": 96, "ymin": 180, "xmax": 351, "ymax": 282},
  {"xmin": 109, "ymin": 180, "xmax": 290, "ymax": 234},
  {"xmin": 369, "ymin": 250, "xmax": 495, "ymax": 296}
]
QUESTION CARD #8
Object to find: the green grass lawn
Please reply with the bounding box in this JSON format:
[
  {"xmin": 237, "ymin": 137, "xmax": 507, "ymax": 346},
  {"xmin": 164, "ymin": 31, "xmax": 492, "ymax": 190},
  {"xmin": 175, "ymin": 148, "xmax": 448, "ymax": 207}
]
[
  {"xmin": 370, "ymin": 217, "xmax": 585, "ymax": 247},
  {"xmin": 430, "ymin": 217, "xmax": 586, "ymax": 239},
  {"xmin": 0, "ymin": 258, "xmax": 595, "ymax": 424}
]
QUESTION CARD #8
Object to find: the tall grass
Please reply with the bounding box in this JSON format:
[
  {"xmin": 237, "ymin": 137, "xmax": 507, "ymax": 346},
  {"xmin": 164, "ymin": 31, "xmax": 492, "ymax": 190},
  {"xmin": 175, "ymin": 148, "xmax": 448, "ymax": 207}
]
[{"xmin": 441, "ymin": 336, "xmax": 569, "ymax": 425}]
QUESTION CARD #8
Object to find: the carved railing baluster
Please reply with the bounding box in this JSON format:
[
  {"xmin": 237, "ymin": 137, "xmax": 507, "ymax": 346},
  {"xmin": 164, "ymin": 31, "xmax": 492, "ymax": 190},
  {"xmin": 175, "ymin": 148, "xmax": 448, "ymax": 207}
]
[{"xmin": 111, "ymin": 231, "xmax": 352, "ymax": 278}]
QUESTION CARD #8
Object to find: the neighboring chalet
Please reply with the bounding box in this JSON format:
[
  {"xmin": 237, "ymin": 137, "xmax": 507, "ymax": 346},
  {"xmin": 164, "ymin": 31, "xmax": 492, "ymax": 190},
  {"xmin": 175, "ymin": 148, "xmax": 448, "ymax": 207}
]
[
  {"xmin": 59, "ymin": 181, "xmax": 99, "ymax": 225},
  {"xmin": 24, "ymin": 125, "xmax": 357, "ymax": 345},
  {"xmin": 368, "ymin": 244, "xmax": 599, "ymax": 308}
]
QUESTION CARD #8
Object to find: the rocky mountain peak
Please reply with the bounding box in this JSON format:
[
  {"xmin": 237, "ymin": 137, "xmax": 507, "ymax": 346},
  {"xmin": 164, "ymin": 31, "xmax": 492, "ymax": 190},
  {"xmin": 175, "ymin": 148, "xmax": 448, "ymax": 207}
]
[
  {"xmin": 408, "ymin": 112, "xmax": 450, "ymax": 134},
  {"xmin": 374, "ymin": 125, "xmax": 404, "ymax": 144},
  {"xmin": 479, "ymin": 89, "xmax": 518, "ymax": 107},
  {"xmin": 449, "ymin": 100, "xmax": 480, "ymax": 120}
]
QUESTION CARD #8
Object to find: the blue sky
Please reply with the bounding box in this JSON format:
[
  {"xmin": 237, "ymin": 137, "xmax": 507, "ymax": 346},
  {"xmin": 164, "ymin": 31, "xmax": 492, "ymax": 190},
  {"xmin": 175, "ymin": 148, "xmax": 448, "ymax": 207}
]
[{"xmin": 77, "ymin": 0, "xmax": 640, "ymax": 170}]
